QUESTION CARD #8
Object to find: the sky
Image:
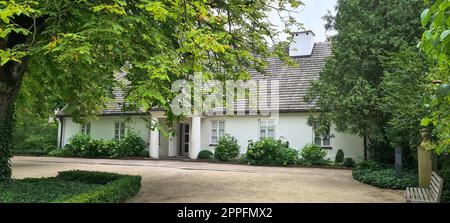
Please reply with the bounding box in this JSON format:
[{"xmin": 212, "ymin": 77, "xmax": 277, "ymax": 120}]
[{"xmin": 269, "ymin": 0, "xmax": 338, "ymax": 42}]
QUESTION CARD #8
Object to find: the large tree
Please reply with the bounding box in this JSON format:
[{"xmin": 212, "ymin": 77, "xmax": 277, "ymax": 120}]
[
  {"xmin": 0, "ymin": 0, "xmax": 302, "ymax": 181},
  {"xmin": 420, "ymin": 0, "xmax": 450, "ymax": 155},
  {"xmin": 305, "ymin": 0, "xmax": 426, "ymax": 158}
]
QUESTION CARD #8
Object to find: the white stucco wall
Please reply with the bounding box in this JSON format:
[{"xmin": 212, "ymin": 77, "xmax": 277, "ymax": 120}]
[
  {"xmin": 200, "ymin": 113, "xmax": 365, "ymax": 161},
  {"xmin": 59, "ymin": 113, "xmax": 364, "ymax": 161}
]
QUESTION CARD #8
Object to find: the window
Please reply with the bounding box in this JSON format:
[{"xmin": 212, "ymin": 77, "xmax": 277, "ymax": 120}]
[
  {"xmin": 313, "ymin": 123, "xmax": 331, "ymax": 148},
  {"xmin": 211, "ymin": 121, "xmax": 225, "ymax": 145},
  {"xmin": 81, "ymin": 123, "xmax": 91, "ymax": 136},
  {"xmin": 114, "ymin": 122, "xmax": 126, "ymax": 140},
  {"xmin": 259, "ymin": 119, "xmax": 275, "ymax": 139}
]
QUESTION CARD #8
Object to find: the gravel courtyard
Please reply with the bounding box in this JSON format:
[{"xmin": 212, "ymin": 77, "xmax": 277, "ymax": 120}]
[{"xmin": 11, "ymin": 156, "xmax": 404, "ymax": 203}]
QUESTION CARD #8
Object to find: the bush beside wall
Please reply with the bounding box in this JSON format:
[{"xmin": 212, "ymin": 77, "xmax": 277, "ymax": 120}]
[
  {"xmin": 198, "ymin": 150, "xmax": 214, "ymax": 160},
  {"xmin": 335, "ymin": 149, "xmax": 344, "ymax": 163},
  {"xmin": 343, "ymin": 157, "xmax": 355, "ymax": 167},
  {"xmin": 242, "ymin": 138, "xmax": 299, "ymax": 166},
  {"xmin": 214, "ymin": 135, "xmax": 240, "ymax": 161},
  {"xmin": 299, "ymin": 144, "xmax": 328, "ymax": 166},
  {"xmin": 53, "ymin": 132, "xmax": 146, "ymax": 158}
]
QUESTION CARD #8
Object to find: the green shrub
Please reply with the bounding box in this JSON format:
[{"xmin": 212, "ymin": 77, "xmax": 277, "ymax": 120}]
[
  {"xmin": 352, "ymin": 161, "xmax": 418, "ymax": 189},
  {"xmin": 368, "ymin": 140, "xmax": 395, "ymax": 164},
  {"xmin": 438, "ymin": 166, "xmax": 450, "ymax": 203},
  {"xmin": 64, "ymin": 133, "xmax": 92, "ymax": 157},
  {"xmin": 139, "ymin": 149, "xmax": 149, "ymax": 157},
  {"xmin": 299, "ymin": 144, "xmax": 327, "ymax": 166},
  {"xmin": 43, "ymin": 145, "xmax": 57, "ymax": 154},
  {"xmin": 335, "ymin": 149, "xmax": 344, "ymax": 163},
  {"xmin": 214, "ymin": 134, "xmax": 240, "ymax": 161},
  {"xmin": 62, "ymin": 132, "xmax": 145, "ymax": 158},
  {"xmin": 116, "ymin": 132, "xmax": 146, "ymax": 157},
  {"xmin": 357, "ymin": 160, "xmax": 382, "ymax": 170},
  {"xmin": 13, "ymin": 135, "xmax": 54, "ymax": 155},
  {"xmin": 13, "ymin": 112, "xmax": 57, "ymax": 155},
  {"xmin": 11, "ymin": 148, "xmax": 47, "ymax": 156},
  {"xmin": 48, "ymin": 148, "xmax": 73, "ymax": 157},
  {"xmin": 198, "ymin": 150, "xmax": 214, "ymax": 160},
  {"xmin": 243, "ymin": 138, "xmax": 298, "ymax": 166},
  {"xmin": 57, "ymin": 170, "xmax": 122, "ymax": 184},
  {"xmin": 56, "ymin": 170, "xmax": 141, "ymax": 203},
  {"xmin": 343, "ymin": 157, "xmax": 355, "ymax": 167}
]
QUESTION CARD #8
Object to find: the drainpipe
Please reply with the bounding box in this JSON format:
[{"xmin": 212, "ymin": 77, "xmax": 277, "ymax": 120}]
[{"xmin": 58, "ymin": 117, "xmax": 64, "ymax": 148}]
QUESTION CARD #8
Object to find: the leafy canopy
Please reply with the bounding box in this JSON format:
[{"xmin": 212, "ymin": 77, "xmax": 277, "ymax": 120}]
[
  {"xmin": 305, "ymin": 0, "xmax": 426, "ymax": 146},
  {"xmin": 419, "ymin": 0, "xmax": 450, "ymax": 154},
  {"xmin": 1, "ymin": 0, "xmax": 302, "ymax": 125}
]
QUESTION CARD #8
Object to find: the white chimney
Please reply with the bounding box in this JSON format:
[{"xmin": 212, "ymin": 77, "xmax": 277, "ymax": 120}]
[{"xmin": 289, "ymin": 30, "xmax": 315, "ymax": 57}]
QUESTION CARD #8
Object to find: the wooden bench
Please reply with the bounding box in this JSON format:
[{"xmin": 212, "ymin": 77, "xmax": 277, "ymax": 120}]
[{"xmin": 406, "ymin": 171, "xmax": 443, "ymax": 203}]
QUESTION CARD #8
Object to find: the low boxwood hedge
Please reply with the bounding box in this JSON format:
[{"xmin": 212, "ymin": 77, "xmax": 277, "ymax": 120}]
[
  {"xmin": 352, "ymin": 161, "xmax": 418, "ymax": 190},
  {"xmin": 0, "ymin": 170, "xmax": 141, "ymax": 203},
  {"xmin": 56, "ymin": 170, "xmax": 142, "ymax": 203}
]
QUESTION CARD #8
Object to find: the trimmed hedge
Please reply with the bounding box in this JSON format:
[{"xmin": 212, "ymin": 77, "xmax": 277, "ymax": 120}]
[
  {"xmin": 0, "ymin": 170, "xmax": 141, "ymax": 203},
  {"xmin": 198, "ymin": 150, "xmax": 214, "ymax": 160},
  {"xmin": 343, "ymin": 157, "xmax": 355, "ymax": 167},
  {"xmin": 352, "ymin": 161, "xmax": 418, "ymax": 189},
  {"xmin": 55, "ymin": 170, "xmax": 141, "ymax": 203},
  {"xmin": 0, "ymin": 177, "xmax": 96, "ymax": 203},
  {"xmin": 335, "ymin": 149, "xmax": 344, "ymax": 163}
]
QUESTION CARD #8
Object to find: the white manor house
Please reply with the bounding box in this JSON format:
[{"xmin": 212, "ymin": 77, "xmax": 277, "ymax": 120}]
[{"xmin": 56, "ymin": 31, "xmax": 365, "ymax": 161}]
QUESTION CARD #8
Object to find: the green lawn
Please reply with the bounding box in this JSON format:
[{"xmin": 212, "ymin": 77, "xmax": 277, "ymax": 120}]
[{"xmin": 0, "ymin": 170, "xmax": 141, "ymax": 203}]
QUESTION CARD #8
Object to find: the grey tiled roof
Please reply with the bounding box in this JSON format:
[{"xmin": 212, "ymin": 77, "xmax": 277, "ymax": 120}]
[
  {"xmin": 249, "ymin": 42, "xmax": 331, "ymax": 112},
  {"xmin": 57, "ymin": 42, "xmax": 331, "ymax": 117}
]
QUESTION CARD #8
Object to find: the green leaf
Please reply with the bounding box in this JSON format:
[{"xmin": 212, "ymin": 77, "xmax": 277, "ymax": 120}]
[
  {"xmin": 420, "ymin": 118, "xmax": 430, "ymax": 127},
  {"xmin": 421, "ymin": 8, "xmax": 431, "ymax": 27},
  {"xmin": 440, "ymin": 30, "xmax": 450, "ymax": 41}
]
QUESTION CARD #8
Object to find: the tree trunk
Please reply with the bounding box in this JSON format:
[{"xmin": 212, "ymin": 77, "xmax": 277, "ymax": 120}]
[
  {"xmin": 394, "ymin": 146, "xmax": 402, "ymax": 178},
  {"xmin": 0, "ymin": 92, "xmax": 15, "ymax": 181},
  {"xmin": 0, "ymin": 15, "xmax": 42, "ymax": 181},
  {"xmin": 0, "ymin": 61, "xmax": 26, "ymax": 181},
  {"xmin": 363, "ymin": 134, "xmax": 367, "ymax": 160}
]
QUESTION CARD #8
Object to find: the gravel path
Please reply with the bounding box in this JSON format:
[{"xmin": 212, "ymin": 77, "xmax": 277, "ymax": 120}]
[{"xmin": 11, "ymin": 156, "xmax": 405, "ymax": 203}]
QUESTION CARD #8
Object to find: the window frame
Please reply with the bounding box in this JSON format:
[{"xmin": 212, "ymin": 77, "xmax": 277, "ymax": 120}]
[
  {"xmin": 258, "ymin": 119, "xmax": 275, "ymax": 140},
  {"xmin": 114, "ymin": 122, "xmax": 126, "ymax": 140},
  {"xmin": 312, "ymin": 123, "xmax": 332, "ymax": 149},
  {"xmin": 210, "ymin": 120, "xmax": 225, "ymax": 145},
  {"xmin": 80, "ymin": 123, "xmax": 91, "ymax": 136}
]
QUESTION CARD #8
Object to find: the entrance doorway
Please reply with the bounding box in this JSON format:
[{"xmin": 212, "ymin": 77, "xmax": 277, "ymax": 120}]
[{"xmin": 180, "ymin": 123, "xmax": 190, "ymax": 156}]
